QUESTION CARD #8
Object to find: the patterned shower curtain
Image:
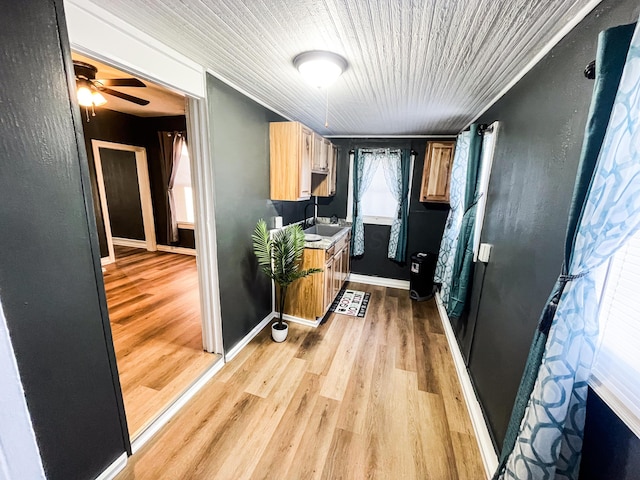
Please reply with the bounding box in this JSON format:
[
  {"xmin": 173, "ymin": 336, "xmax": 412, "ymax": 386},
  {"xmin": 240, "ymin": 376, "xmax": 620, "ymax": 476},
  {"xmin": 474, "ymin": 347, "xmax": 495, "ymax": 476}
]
[
  {"xmin": 495, "ymin": 20, "xmax": 640, "ymax": 480},
  {"xmin": 435, "ymin": 131, "xmax": 470, "ymax": 305}
]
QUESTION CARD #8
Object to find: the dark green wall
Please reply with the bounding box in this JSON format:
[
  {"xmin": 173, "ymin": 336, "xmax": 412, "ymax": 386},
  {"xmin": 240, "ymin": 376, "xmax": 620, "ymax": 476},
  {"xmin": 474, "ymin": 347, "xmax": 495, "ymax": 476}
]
[
  {"xmin": 464, "ymin": 0, "xmax": 640, "ymax": 477},
  {"xmin": 318, "ymin": 138, "xmax": 451, "ymax": 280},
  {"xmin": 81, "ymin": 110, "xmax": 194, "ymax": 253},
  {"xmin": 207, "ymin": 75, "xmax": 293, "ymax": 350},
  {"xmin": 0, "ymin": 1, "xmax": 128, "ymax": 478}
]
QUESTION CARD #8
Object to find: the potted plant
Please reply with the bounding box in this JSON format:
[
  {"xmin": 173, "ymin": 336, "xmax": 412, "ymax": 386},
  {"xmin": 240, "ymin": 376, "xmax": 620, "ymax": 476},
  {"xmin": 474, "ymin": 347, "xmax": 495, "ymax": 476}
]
[{"xmin": 252, "ymin": 219, "xmax": 322, "ymax": 342}]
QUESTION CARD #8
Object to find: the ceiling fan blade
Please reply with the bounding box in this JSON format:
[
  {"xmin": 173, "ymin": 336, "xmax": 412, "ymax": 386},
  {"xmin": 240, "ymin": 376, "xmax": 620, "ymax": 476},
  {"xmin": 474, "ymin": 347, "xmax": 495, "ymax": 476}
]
[
  {"xmin": 96, "ymin": 78, "xmax": 146, "ymax": 87},
  {"xmin": 100, "ymin": 87, "xmax": 150, "ymax": 106}
]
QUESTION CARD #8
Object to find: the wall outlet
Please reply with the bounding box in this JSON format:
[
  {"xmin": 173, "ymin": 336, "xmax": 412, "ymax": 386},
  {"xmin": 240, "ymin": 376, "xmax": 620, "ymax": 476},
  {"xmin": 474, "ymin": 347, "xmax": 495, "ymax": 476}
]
[{"xmin": 478, "ymin": 243, "xmax": 492, "ymax": 263}]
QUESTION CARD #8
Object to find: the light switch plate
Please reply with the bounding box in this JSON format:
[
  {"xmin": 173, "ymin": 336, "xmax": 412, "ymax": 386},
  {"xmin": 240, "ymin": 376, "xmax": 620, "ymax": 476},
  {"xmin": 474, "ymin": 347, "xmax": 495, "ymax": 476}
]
[{"xmin": 478, "ymin": 243, "xmax": 492, "ymax": 263}]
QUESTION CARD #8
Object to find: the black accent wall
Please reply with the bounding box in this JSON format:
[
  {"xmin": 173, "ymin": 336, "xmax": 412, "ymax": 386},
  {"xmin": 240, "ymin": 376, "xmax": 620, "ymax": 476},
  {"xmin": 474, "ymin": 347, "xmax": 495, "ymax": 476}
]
[
  {"xmin": 0, "ymin": 1, "xmax": 128, "ymax": 478},
  {"xmin": 318, "ymin": 138, "xmax": 452, "ymax": 280},
  {"xmin": 463, "ymin": 0, "xmax": 640, "ymax": 477},
  {"xmin": 206, "ymin": 75, "xmax": 298, "ymax": 350},
  {"xmin": 81, "ymin": 109, "xmax": 194, "ymax": 254}
]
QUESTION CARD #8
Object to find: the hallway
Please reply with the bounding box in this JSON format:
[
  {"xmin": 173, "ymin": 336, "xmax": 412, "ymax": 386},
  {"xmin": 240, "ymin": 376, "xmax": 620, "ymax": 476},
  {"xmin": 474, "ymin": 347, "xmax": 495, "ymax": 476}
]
[{"xmin": 116, "ymin": 283, "xmax": 483, "ymax": 479}]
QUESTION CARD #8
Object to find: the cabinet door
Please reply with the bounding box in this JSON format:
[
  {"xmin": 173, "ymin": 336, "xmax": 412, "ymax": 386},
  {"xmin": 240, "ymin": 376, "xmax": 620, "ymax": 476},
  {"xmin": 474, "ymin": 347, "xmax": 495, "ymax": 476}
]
[
  {"xmin": 322, "ymin": 138, "xmax": 331, "ymax": 172},
  {"xmin": 300, "ymin": 127, "xmax": 313, "ymax": 198},
  {"xmin": 342, "ymin": 244, "xmax": 350, "ymax": 286},
  {"xmin": 333, "ymin": 249, "xmax": 343, "ymax": 298},
  {"xmin": 312, "ymin": 133, "xmax": 323, "ymax": 172},
  {"xmin": 329, "ymin": 144, "xmax": 337, "ymax": 196},
  {"xmin": 324, "ymin": 258, "xmax": 334, "ymax": 311},
  {"xmin": 420, "ymin": 141, "xmax": 455, "ymax": 203}
]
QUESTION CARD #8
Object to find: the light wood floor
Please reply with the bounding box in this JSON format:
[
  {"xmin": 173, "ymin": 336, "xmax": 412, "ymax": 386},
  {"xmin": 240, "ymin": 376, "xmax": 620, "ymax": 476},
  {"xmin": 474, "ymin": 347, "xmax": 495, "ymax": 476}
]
[
  {"xmin": 116, "ymin": 282, "xmax": 483, "ymax": 479},
  {"xmin": 104, "ymin": 246, "xmax": 220, "ymax": 439}
]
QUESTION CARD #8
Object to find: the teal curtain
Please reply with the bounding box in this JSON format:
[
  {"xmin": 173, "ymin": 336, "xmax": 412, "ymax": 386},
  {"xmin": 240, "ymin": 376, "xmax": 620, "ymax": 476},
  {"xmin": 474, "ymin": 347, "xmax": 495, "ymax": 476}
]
[
  {"xmin": 350, "ymin": 149, "xmax": 380, "ymax": 256},
  {"xmin": 384, "ymin": 149, "xmax": 411, "ymax": 262},
  {"xmin": 447, "ymin": 124, "xmax": 483, "ymax": 318},
  {"xmin": 494, "ymin": 22, "xmax": 637, "ymax": 480},
  {"xmin": 436, "ymin": 131, "xmax": 471, "ymax": 306}
]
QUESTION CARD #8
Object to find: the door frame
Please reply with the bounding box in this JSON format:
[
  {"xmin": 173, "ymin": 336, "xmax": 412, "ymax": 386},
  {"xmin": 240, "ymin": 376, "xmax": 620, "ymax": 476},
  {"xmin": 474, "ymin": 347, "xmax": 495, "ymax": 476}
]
[
  {"xmin": 65, "ymin": 0, "xmax": 224, "ymax": 356},
  {"xmin": 92, "ymin": 140, "xmax": 157, "ymax": 265}
]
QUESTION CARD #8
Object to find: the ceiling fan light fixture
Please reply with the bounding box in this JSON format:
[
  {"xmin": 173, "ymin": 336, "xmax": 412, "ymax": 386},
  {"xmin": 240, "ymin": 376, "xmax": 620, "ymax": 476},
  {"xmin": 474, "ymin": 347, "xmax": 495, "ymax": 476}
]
[
  {"xmin": 77, "ymin": 84, "xmax": 94, "ymax": 107},
  {"xmin": 293, "ymin": 51, "xmax": 347, "ymax": 89},
  {"xmin": 92, "ymin": 91, "xmax": 107, "ymax": 106}
]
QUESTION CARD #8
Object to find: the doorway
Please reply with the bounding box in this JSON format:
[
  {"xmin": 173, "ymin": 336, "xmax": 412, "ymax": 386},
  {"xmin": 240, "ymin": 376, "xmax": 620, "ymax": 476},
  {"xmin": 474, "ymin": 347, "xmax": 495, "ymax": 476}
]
[{"xmin": 73, "ymin": 51, "xmax": 222, "ymax": 442}]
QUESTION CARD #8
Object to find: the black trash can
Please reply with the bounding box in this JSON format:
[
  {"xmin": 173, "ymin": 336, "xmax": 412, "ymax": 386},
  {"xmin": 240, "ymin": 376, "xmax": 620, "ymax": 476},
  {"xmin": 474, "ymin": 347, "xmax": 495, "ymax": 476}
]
[{"xmin": 409, "ymin": 252, "xmax": 437, "ymax": 301}]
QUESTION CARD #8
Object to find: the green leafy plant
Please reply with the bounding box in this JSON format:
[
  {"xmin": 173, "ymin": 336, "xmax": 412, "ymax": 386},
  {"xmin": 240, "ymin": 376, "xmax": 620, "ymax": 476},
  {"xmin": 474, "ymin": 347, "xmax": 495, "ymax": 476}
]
[{"xmin": 252, "ymin": 219, "xmax": 322, "ymax": 329}]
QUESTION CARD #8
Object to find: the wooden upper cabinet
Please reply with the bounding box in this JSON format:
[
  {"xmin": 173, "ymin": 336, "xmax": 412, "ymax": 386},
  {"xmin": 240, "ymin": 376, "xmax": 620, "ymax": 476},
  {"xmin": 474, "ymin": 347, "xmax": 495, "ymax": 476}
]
[
  {"xmin": 420, "ymin": 141, "xmax": 456, "ymax": 203},
  {"xmin": 311, "ymin": 141, "xmax": 338, "ymax": 197},
  {"xmin": 312, "ymin": 133, "xmax": 329, "ymax": 173},
  {"xmin": 270, "ymin": 122, "xmax": 312, "ymax": 201}
]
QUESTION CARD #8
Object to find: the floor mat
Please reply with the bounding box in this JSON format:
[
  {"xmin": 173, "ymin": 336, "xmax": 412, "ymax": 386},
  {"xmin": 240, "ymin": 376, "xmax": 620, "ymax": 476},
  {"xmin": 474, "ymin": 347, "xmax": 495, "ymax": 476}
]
[{"xmin": 329, "ymin": 289, "xmax": 371, "ymax": 317}]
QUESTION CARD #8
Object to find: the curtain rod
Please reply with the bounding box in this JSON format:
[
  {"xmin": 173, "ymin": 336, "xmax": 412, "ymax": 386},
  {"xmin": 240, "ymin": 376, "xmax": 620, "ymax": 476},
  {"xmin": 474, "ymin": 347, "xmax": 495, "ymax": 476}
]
[{"xmin": 349, "ymin": 149, "xmax": 417, "ymax": 155}]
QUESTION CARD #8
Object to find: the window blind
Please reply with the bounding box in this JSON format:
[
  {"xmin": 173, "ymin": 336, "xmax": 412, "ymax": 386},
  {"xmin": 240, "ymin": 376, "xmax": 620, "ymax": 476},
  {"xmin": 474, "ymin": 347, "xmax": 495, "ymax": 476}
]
[{"xmin": 590, "ymin": 231, "xmax": 640, "ymax": 439}]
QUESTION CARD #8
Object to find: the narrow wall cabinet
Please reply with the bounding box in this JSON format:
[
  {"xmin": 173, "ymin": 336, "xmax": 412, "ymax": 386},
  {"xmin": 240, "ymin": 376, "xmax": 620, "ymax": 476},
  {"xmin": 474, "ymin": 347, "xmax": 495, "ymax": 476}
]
[
  {"xmin": 419, "ymin": 141, "xmax": 456, "ymax": 203},
  {"xmin": 269, "ymin": 122, "xmax": 312, "ymax": 201}
]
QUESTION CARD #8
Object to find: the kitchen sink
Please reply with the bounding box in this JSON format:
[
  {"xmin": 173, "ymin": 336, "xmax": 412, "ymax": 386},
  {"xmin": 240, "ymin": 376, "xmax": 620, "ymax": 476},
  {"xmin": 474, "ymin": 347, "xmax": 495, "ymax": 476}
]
[{"xmin": 304, "ymin": 224, "xmax": 347, "ymax": 237}]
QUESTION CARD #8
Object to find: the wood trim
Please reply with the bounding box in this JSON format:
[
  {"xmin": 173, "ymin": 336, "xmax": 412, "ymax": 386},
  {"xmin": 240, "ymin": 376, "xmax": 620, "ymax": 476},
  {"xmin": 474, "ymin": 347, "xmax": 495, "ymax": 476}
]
[
  {"xmin": 434, "ymin": 292, "xmax": 498, "ymax": 478},
  {"xmin": 177, "ymin": 221, "xmax": 195, "ymax": 230},
  {"xmin": 112, "ymin": 237, "xmax": 147, "ymax": 249},
  {"xmin": 91, "ymin": 140, "xmax": 158, "ymax": 255},
  {"xmin": 101, "ymin": 256, "xmax": 115, "ymax": 266},
  {"xmin": 91, "ymin": 140, "xmax": 116, "ymax": 265},
  {"xmin": 346, "ymin": 273, "xmax": 410, "ymax": 290},
  {"xmin": 186, "ymin": 96, "xmax": 225, "ymax": 354},
  {"xmin": 94, "ymin": 452, "xmax": 127, "ymax": 480},
  {"xmin": 224, "ymin": 311, "xmax": 274, "ymax": 362},
  {"xmin": 281, "ymin": 313, "xmax": 323, "ymax": 328},
  {"xmin": 156, "ymin": 244, "xmax": 197, "ymax": 256},
  {"xmin": 130, "ymin": 357, "xmax": 225, "ymax": 454}
]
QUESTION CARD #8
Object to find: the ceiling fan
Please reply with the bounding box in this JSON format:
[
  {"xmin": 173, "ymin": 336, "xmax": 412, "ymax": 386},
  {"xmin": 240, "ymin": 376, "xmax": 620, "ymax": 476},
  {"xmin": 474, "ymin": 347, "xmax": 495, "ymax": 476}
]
[{"xmin": 73, "ymin": 61, "xmax": 150, "ymax": 108}]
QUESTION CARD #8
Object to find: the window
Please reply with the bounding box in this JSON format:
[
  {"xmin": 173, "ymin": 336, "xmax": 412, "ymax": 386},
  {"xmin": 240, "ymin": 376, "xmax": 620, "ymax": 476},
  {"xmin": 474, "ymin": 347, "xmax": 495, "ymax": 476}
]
[
  {"xmin": 473, "ymin": 122, "xmax": 499, "ymax": 261},
  {"xmin": 173, "ymin": 142, "xmax": 195, "ymax": 228},
  {"xmin": 346, "ymin": 150, "xmax": 414, "ymax": 226},
  {"xmin": 590, "ymin": 231, "xmax": 640, "ymax": 438}
]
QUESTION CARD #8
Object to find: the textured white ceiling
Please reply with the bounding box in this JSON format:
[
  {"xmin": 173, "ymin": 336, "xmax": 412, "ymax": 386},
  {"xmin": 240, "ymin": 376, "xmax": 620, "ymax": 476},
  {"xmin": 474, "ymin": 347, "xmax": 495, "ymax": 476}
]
[{"xmin": 85, "ymin": 0, "xmax": 596, "ymax": 135}]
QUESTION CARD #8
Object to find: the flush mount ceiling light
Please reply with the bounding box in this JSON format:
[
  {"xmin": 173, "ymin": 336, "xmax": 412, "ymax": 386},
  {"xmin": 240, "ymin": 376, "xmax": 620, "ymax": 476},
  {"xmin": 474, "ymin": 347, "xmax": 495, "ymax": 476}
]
[{"xmin": 293, "ymin": 51, "xmax": 348, "ymax": 89}]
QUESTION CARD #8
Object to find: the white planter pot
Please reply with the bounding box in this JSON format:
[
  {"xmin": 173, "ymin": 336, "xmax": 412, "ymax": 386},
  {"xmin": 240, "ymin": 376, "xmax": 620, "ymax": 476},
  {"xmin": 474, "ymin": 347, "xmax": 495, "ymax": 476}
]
[{"xmin": 271, "ymin": 321, "xmax": 289, "ymax": 342}]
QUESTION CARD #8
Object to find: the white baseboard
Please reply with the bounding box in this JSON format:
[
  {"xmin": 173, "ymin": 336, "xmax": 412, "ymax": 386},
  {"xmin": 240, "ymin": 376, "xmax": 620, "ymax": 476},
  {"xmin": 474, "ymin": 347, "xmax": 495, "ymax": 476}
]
[
  {"xmin": 224, "ymin": 312, "xmax": 274, "ymax": 362},
  {"xmin": 94, "ymin": 452, "xmax": 127, "ymax": 480},
  {"xmin": 347, "ymin": 273, "xmax": 410, "ymax": 290},
  {"xmin": 434, "ymin": 292, "xmax": 498, "ymax": 478},
  {"xmin": 100, "ymin": 256, "xmax": 114, "ymax": 266},
  {"xmin": 281, "ymin": 312, "xmax": 322, "ymax": 328},
  {"xmin": 131, "ymin": 357, "xmax": 225, "ymax": 454},
  {"xmin": 156, "ymin": 244, "xmax": 197, "ymax": 256},
  {"xmin": 112, "ymin": 237, "xmax": 147, "ymax": 249}
]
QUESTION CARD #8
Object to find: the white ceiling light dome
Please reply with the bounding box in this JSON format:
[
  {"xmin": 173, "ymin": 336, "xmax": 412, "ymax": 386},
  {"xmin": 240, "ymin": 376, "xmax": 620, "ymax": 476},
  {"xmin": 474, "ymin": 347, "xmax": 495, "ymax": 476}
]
[{"xmin": 293, "ymin": 51, "xmax": 348, "ymax": 89}]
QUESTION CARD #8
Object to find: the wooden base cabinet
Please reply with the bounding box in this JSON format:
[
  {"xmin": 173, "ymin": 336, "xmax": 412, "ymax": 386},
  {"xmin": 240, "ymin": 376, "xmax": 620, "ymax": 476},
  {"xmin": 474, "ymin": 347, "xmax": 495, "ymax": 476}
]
[{"xmin": 281, "ymin": 231, "xmax": 351, "ymax": 321}]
